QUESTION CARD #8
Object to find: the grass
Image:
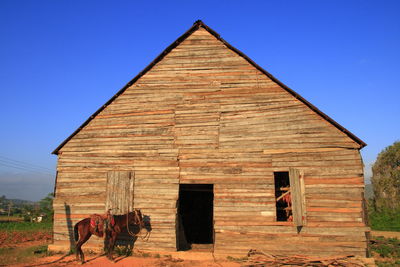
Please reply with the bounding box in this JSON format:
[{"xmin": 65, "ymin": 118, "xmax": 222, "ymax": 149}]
[
  {"xmin": 227, "ymin": 255, "xmax": 248, "ymax": 262},
  {"xmin": 0, "ymin": 220, "xmax": 52, "ymax": 232},
  {"xmin": 0, "ymin": 220, "xmax": 53, "ymax": 265},
  {"xmin": 371, "ymin": 236, "xmax": 400, "ymax": 267},
  {"xmin": 0, "ymin": 245, "xmax": 48, "ymax": 265},
  {"xmin": 114, "ymin": 245, "xmax": 133, "ymax": 256},
  {"xmin": 368, "ymin": 209, "xmax": 400, "ymax": 232},
  {"xmin": 0, "ymin": 220, "xmax": 52, "ymax": 246}
]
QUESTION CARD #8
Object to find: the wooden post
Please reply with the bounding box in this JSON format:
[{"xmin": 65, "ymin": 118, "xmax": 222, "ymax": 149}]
[
  {"xmin": 289, "ymin": 168, "xmax": 305, "ymax": 228},
  {"xmin": 299, "ymin": 170, "xmax": 307, "ymax": 226}
]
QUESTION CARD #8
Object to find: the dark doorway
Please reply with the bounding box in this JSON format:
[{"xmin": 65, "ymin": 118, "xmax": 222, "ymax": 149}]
[{"xmin": 177, "ymin": 184, "xmax": 213, "ymax": 251}]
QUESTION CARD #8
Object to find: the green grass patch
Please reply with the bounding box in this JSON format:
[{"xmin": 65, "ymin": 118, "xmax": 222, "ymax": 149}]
[
  {"xmin": 0, "ymin": 245, "xmax": 48, "ymax": 265},
  {"xmin": 0, "ymin": 220, "xmax": 52, "ymax": 232},
  {"xmin": 139, "ymin": 252, "xmax": 153, "ymax": 258},
  {"xmin": 114, "ymin": 245, "xmax": 133, "ymax": 256},
  {"xmin": 369, "ymin": 210, "xmax": 400, "ymax": 231},
  {"xmin": 371, "ymin": 236, "xmax": 400, "ymax": 267},
  {"xmin": 227, "ymin": 255, "xmax": 248, "ymax": 262},
  {"xmin": 0, "ymin": 221, "xmax": 52, "ymax": 245}
]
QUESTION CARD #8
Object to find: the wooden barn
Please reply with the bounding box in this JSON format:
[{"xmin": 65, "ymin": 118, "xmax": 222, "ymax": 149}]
[{"xmin": 50, "ymin": 20, "xmax": 370, "ymax": 257}]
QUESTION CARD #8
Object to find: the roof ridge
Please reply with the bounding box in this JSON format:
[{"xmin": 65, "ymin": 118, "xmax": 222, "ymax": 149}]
[{"xmin": 52, "ymin": 20, "xmax": 365, "ymax": 154}]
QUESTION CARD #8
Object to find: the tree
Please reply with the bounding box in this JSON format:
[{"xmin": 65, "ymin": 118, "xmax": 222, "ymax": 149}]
[
  {"xmin": 39, "ymin": 193, "xmax": 54, "ymax": 220},
  {"xmin": 371, "ymin": 141, "xmax": 400, "ymax": 212},
  {"xmin": 21, "ymin": 204, "xmax": 38, "ymax": 222}
]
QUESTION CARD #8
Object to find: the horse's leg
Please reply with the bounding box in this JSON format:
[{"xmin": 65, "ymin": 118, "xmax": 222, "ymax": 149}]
[
  {"xmin": 104, "ymin": 230, "xmax": 111, "ymax": 255},
  {"xmin": 74, "ymin": 222, "xmax": 82, "ymax": 261},
  {"xmin": 76, "ymin": 231, "xmax": 91, "ymax": 264},
  {"xmin": 75, "ymin": 237, "xmax": 80, "ymax": 261},
  {"xmin": 107, "ymin": 232, "xmax": 117, "ymax": 262},
  {"xmin": 107, "ymin": 232, "xmax": 115, "ymax": 261},
  {"xmin": 75, "ymin": 245, "xmax": 80, "ymax": 262}
]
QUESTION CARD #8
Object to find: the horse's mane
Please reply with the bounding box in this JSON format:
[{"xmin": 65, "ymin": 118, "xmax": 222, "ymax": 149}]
[
  {"xmin": 112, "ymin": 212, "xmax": 135, "ymax": 219},
  {"xmin": 112, "ymin": 214, "xmax": 126, "ymax": 219}
]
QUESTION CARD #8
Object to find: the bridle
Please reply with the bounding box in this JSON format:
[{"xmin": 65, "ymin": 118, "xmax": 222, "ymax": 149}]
[{"xmin": 126, "ymin": 209, "xmax": 149, "ymax": 241}]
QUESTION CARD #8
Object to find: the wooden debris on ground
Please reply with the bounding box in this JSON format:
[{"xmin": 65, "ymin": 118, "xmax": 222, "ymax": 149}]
[{"xmin": 243, "ymin": 249, "xmax": 373, "ymax": 267}]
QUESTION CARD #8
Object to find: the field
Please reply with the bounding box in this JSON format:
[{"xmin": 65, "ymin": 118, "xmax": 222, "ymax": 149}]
[
  {"xmin": 0, "ymin": 216, "xmax": 23, "ymax": 222},
  {"xmin": 368, "ymin": 210, "xmax": 400, "ymax": 232},
  {"xmin": 370, "ymin": 235, "xmax": 400, "ymax": 267},
  {"xmin": 0, "ymin": 217, "xmax": 52, "ymax": 266}
]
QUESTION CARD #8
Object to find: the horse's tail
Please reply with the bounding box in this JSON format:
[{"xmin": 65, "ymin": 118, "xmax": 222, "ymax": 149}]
[{"xmin": 74, "ymin": 221, "xmax": 80, "ymax": 242}]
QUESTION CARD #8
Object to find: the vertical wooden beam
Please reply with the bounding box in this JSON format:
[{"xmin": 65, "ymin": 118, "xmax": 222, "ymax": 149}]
[
  {"xmin": 299, "ymin": 170, "xmax": 307, "ymax": 226},
  {"xmin": 289, "ymin": 168, "xmax": 304, "ymax": 227}
]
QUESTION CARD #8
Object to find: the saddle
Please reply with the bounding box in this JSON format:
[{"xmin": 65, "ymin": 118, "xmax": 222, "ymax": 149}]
[
  {"xmin": 90, "ymin": 210, "xmax": 116, "ymax": 237},
  {"xmin": 90, "ymin": 214, "xmax": 106, "ymax": 237}
]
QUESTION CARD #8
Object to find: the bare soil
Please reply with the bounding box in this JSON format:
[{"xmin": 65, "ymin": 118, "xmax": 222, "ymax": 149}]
[
  {"xmin": 0, "ymin": 231, "xmax": 52, "ymax": 247},
  {"xmin": 371, "ymin": 230, "xmax": 400, "ymax": 239},
  {"xmin": 6, "ymin": 230, "xmax": 399, "ymax": 266},
  {"xmin": 1, "ymin": 234, "xmax": 239, "ymax": 267},
  {"xmin": 12, "ymin": 253, "xmax": 241, "ymax": 267}
]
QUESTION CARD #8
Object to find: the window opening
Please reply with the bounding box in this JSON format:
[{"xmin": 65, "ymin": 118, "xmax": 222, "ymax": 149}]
[{"xmin": 274, "ymin": 172, "xmax": 292, "ymax": 221}]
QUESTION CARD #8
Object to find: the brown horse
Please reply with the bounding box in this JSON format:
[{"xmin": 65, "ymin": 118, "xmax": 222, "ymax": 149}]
[
  {"xmin": 74, "ymin": 214, "xmax": 106, "ymax": 264},
  {"xmin": 73, "ymin": 210, "xmax": 145, "ymax": 264},
  {"xmin": 105, "ymin": 209, "xmax": 145, "ymax": 261}
]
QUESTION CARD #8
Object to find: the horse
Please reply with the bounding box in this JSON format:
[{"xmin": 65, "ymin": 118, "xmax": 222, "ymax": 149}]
[
  {"xmin": 105, "ymin": 209, "xmax": 145, "ymax": 261},
  {"xmin": 73, "ymin": 214, "xmax": 106, "ymax": 264}
]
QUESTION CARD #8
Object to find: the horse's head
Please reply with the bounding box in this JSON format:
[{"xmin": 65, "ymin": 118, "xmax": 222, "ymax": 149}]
[{"xmin": 128, "ymin": 209, "xmax": 145, "ymax": 228}]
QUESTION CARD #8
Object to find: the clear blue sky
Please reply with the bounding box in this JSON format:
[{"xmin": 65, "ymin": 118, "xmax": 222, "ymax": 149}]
[{"xmin": 0, "ymin": 0, "xmax": 399, "ymax": 201}]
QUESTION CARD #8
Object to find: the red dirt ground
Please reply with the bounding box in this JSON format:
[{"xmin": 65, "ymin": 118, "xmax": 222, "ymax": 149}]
[
  {"xmin": 14, "ymin": 253, "xmax": 241, "ymax": 267},
  {"xmin": 371, "ymin": 230, "xmax": 400, "ymax": 239},
  {"xmin": 5, "ymin": 231, "xmax": 393, "ymax": 266},
  {"xmin": 0, "ymin": 231, "xmax": 52, "ymax": 247},
  {"xmin": 1, "ymin": 231, "xmax": 240, "ymax": 267}
]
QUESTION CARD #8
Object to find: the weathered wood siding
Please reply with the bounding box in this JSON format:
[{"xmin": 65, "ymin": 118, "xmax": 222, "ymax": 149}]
[{"xmin": 52, "ymin": 27, "xmax": 367, "ymax": 256}]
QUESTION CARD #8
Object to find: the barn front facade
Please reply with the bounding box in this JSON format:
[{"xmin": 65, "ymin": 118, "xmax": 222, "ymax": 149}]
[{"xmin": 50, "ymin": 21, "xmax": 369, "ymax": 257}]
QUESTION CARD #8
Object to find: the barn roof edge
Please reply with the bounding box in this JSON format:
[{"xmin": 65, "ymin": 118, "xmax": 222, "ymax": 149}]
[{"xmin": 52, "ymin": 20, "xmax": 366, "ymax": 155}]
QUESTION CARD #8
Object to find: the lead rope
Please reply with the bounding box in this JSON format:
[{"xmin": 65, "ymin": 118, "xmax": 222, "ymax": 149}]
[
  {"xmin": 126, "ymin": 210, "xmax": 139, "ymax": 237},
  {"xmin": 125, "ymin": 202, "xmax": 149, "ymax": 241},
  {"xmin": 126, "ymin": 210, "xmax": 150, "ymax": 241},
  {"xmin": 138, "ymin": 210, "xmax": 150, "ymax": 241},
  {"xmin": 136, "ymin": 211, "xmax": 150, "ymax": 241}
]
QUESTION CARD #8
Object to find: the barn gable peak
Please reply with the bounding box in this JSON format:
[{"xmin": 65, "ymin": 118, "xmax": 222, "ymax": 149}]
[{"xmin": 52, "ymin": 20, "xmax": 366, "ymax": 154}]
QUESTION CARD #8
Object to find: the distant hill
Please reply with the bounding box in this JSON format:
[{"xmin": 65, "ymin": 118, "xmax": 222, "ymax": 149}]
[
  {"xmin": 0, "ymin": 198, "xmax": 36, "ymax": 215},
  {"xmin": 365, "ymin": 184, "xmax": 373, "ymax": 200},
  {"xmin": 8, "ymin": 198, "xmax": 35, "ymax": 206},
  {"xmin": 0, "ymin": 196, "xmax": 35, "ymax": 210}
]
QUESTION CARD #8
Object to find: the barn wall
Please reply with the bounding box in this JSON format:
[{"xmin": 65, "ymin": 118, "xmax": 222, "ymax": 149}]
[{"xmin": 51, "ymin": 27, "xmax": 368, "ymax": 256}]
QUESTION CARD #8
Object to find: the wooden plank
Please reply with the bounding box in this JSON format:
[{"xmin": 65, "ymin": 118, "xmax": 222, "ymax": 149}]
[
  {"xmin": 299, "ymin": 170, "xmax": 307, "ymax": 225},
  {"xmin": 289, "ymin": 168, "xmax": 304, "ymax": 227},
  {"xmin": 264, "ymin": 147, "xmax": 350, "ymax": 154},
  {"xmin": 106, "ymin": 171, "xmax": 134, "ymax": 214}
]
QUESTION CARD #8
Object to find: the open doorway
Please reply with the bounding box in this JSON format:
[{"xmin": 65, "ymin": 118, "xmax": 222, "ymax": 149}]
[{"xmin": 177, "ymin": 184, "xmax": 213, "ymax": 251}]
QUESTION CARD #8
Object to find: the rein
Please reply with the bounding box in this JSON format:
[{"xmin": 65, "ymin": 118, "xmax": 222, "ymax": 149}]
[{"xmin": 125, "ymin": 210, "xmax": 149, "ymax": 241}]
